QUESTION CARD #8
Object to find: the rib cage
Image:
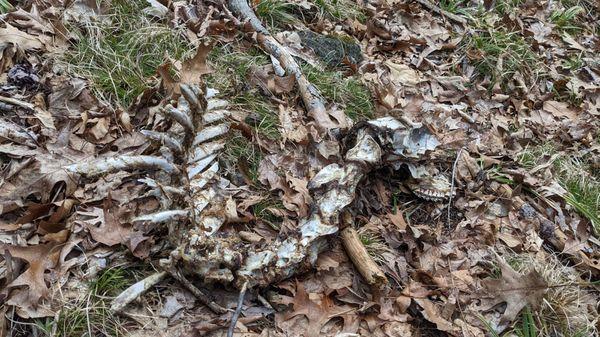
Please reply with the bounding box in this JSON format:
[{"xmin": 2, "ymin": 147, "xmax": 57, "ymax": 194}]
[{"xmin": 66, "ymin": 83, "xmax": 232, "ymax": 241}]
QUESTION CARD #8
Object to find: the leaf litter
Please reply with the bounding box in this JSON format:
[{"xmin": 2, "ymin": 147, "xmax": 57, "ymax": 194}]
[{"xmin": 0, "ymin": 0, "xmax": 599, "ymax": 336}]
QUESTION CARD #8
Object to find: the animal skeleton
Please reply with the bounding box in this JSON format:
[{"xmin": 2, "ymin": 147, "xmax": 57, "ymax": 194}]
[{"xmin": 66, "ymin": 83, "xmax": 451, "ymax": 293}]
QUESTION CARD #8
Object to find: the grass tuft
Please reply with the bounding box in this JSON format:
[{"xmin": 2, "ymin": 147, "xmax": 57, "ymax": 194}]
[
  {"xmin": 255, "ymin": 0, "xmax": 300, "ymax": 28},
  {"xmin": 58, "ymin": 0, "xmax": 195, "ymax": 108},
  {"xmin": 562, "ymin": 53, "xmax": 584, "ymax": 71},
  {"xmin": 550, "ymin": 6, "xmax": 584, "ymax": 32},
  {"xmin": 222, "ymin": 132, "xmax": 263, "ymax": 185},
  {"xmin": 358, "ymin": 225, "xmax": 393, "ymax": 264},
  {"xmin": 313, "ymin": 0, "xmax": 367, "ymax": 22},
  {"xmin": 518, "ymin": 145, "xmax": 599, "ymax": 234},
  {"xmin": 302, "ymin": 64, "xmax": 373, "ymax": 121},
  {"xmin": 0, "ymin": 0, "xmax": 12, "ymax": 13},
  {"xmin": 493, "ymin": 0, "xmax": 525, "ymax": 16},
  {"xmin": 234, "ymin": 92, "xmax": 281, "ymax": 140},
  {"xmin": 253, "ymin": 198, "xmax": 285, "ymax": 229},
  {"xmin": 504, "ymin": 253, "xmax": 598, "ymax": 337},
  {"xmin": 558, "ymin": 158, "xmax": 600, "ymax": 232},
  {"xmin": 34, "ymin": 267, "xmax": 135, "ymax": 337},
  {"xmin": 517, "ymin": 143, "xmax": 557, "ymax": 169},
  {"xmin": 462, "ymin": 26, "xmax": 541, "ymax": 89}
]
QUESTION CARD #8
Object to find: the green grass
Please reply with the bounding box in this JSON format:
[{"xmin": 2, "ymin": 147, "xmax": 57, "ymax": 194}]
[
  {"xmin": 255, "ymin": 0, "xmax": 300, "ymax": 28},
  {"xmin": 234, "ymin": 92, "xmax": 281, "ymax": 140},
  {"xmin": 34, "ymin": 267, "xmax": 135, "ymax": 337},
  {"xmin": 253, "ymin": 198, "xmax": 285, "ymax": 229},
  {"xmin": 559, "ymin": 163, "xmax": 600, "ymax": 232},
  {"xmin": 562, "ymin": 53, "xmax": 584, "ymax": 71},
  {"xmin": 518, "ymin": 145, "xmax": 600, "ymax": 234},
  {"xmin": 494, "ymin": 0, "xmax": 525, "ymax": 16},
  {"xmin": 302, "ymin": 64, "xmax": 373, "ymax": 121},
  {"xmin": 462, "ymin": 27, "xmax": 541, "ymax": 89},
  {"xmin": 358, "ymin": 226, "xmax": 393, "ymax": 264},
  {"xmin": 439, "ymin": 0, "xmax": 463, "ymax": 13},
  {"xmin": 0, "ymin": 0, "xmax": 12, "ymax": 13},
  {"xmin": 207, "ymin": 44, "xmax": 279, "ymax": 136},
  {"xmin": 222, "ymin": 132, "xmax": 263, "ymax": 185},
  {"xmin": 59, "ymin": 0, "xmax": 195, "ymax": 108},
  {"xmin": 207, "ymin": 45, "xmax": 270, "ymax": 93},
  {"xmin": 313, "ymin": 0, "xmax": 367, "ymax": 22},
  {"xmin": 481, "ymin": 307, "xmax": 537, "ymax": 337},
  {"xmin": 517, "ymin": 143, "xmax": 557, "ymax": 169},
  {"xmin": 550, "ymin": 6, "xmax": 584, "ymax": 32}
]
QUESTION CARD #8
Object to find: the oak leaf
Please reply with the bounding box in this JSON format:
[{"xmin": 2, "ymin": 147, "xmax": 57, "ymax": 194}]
[
  {"xmin": 0, "ymin": 243, "xmax": 61, "ymax": 305},
  {"xmin": 284, "ymin": 282, "xmax": 354, "ymax": 337},
  {"xmin": 477, "ymin": 257, "xmax": 548, "ymax": 331}
]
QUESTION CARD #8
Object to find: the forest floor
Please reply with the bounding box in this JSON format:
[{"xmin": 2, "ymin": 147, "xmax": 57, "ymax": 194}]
[{"xmin": 0, "ymin": 0, "xmax": 599, "ymax": 336}]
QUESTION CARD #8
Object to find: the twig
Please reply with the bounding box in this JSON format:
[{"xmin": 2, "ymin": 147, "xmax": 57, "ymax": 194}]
[
  {"xmin": 167, "ymin": 267, "xmax": 230, "ymax": 314},
  {"xmin": 415, "ymin": 0, "xmax": 467, "ymax": 24},
  {"xmin": 340, "ymin": 227, "xmax": 387, "ymax": 286},
  {"xmin": 227, "ymin": 281, "xmax": 248, "ymax": 337},
  {"xmin": 0, "ymin": 95, "xmax": 36, "ymax": 110},
  {"xmin": 446, "ymin": 148, "xmax": 463, "ymax": 227}
]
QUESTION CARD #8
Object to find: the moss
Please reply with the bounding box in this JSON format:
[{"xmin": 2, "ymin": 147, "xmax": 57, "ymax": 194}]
[{"xmin": 298, "ymin": 31, "xmax": 363, "ymax": 67}]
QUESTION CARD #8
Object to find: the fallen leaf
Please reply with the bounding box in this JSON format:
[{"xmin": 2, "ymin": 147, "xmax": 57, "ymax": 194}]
[
  {"xmin": 477, "ymin": 256, "xmax": 548, "ymax": 331},
  {"xmin": 283, "ymin": 282, "xmax": 354, "ymax": 337},
  {"xmin": 0, "ymin": 242, "xmax": 61, "ymax": 306},
  {"xmin": 180, "ymin": 43, "xmax": 213, "ymax": 84},
  {"xmin": 414, "ymin": 298, "xmax": 459, "ymax": 334},
  {"xmin": 384, "ymin": 61, "xmax": 421, "ymax": 86},
  {"xmin": 0, "ymin": 23, "xmax": 46, "ymax": 50}
]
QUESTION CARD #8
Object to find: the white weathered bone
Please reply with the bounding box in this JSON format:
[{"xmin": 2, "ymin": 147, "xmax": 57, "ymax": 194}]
[
  {"xmin": 164, "ymin": 103, "xmax": 193, "ymax": 131},
  {"xmin": 188, "ymin": 141, "xmax": 226, "ymax": 163},
  {"xmin": 141, "ymin": 130, "xmax": 183, "ymax": 153},
  {"xmin": 203, "ymin": 110, "xmax": 230, "ymax": 123},
  {"xmin": 65, "ymin": 155, "xmax": 179, "ymax": 177},
  {"xmin": 192, "ymin": 124, "xmax": 230, "ymax": 146},
  {"xmin": 132, "ymin": 210, "xmax": 189, "ymax": 224}
]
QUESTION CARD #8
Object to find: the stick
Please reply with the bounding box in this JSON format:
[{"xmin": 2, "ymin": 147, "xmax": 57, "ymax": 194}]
[
  {"xmin": 227, "ymin": 0, "xmax": 336, "ymax": 131},
  {"xmin": 447, "ymin": 148, "xmax": 463, "ymax": 227},
  {"xmin": 227, "ymin": 281, "xmax": 248, "ymax": 337},
  {"xmin": 340, "ymin": 227, "xmax": 387, "ymax": 286},
  {"xmin": 0, "ymin": 96, "xmax": 36, "ymax": 110},
  {"xmin": 166, "ymin": 267, "xmax": 230, "ymax": 314},
  {"xmin": 415, "ymin": 0, "xmax": 467, "ymax": 24},
  {"xmin": 111, "ymin": 271, "xmax": 167, "ymax": 312}
]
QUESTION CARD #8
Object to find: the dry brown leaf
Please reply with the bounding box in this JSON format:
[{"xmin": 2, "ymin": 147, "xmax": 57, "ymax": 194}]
[
  {"xmin": 384, "ymin": 61, "xmax": 421, "ymax": 86},
  {"xmin": 414, "ymin": 298, "xmax": 459, "ymax": 335},
  {"xmin": 258, "ymin": 155, "xmax": 310, "ymax": 217},
  {"xmin": 0, "ymin": 242, "xmax": 61, "ymax": 305},
  {"xmin": 542, "ymin": 100, "xmax": 577, "ymax": 119},
  {"xmin": 250, "ymin": 64, "xmax": 295, "ymax": 94},
  {"xmin": 0, "ymin": 23, "xmax": 46, "ymax": 50},
  {"xmin": 180, "ymin": 43, "xmax": 213, "ymax": 84},
  {"xmin": 278, "ymin": 105, "xmax": 308, "ymax": 144},
  {"xmin": 283, "ymin": 282, "xmax": 354, "ymax": 337},
  {"xmin": 75, "ymin": 205, "xmax": 132, "ymax": 247},
  {"xmin": 477, "ymin": 256, "xmax": 548, "ymax": 330},
  {"xmin": 0, "ymin": 146, "xmax": 88, "ymax": 214}
]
